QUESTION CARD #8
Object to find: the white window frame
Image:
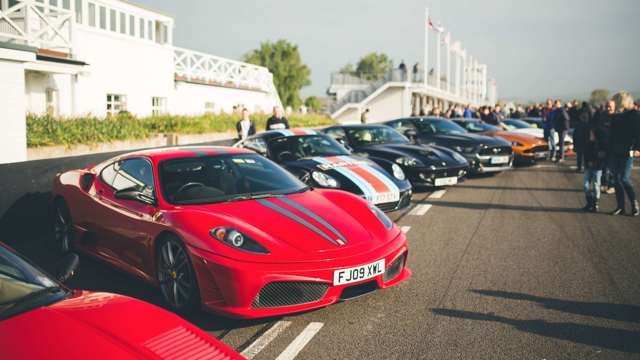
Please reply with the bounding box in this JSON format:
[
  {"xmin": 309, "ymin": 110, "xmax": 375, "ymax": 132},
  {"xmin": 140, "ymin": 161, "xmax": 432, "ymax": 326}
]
[
  {"xmin": 106, "ymin": 94, "xmax": 127, "ymax": 116},
  {"xmin": 151, "ymin": 97, "xmax": 167, "ymax": 116}
]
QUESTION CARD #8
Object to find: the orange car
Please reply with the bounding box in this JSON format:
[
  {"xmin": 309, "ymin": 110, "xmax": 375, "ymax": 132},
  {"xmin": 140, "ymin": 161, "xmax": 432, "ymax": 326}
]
[{"xmin": 452, "ymin": 118, "xmax": 549, "ymax": 163}]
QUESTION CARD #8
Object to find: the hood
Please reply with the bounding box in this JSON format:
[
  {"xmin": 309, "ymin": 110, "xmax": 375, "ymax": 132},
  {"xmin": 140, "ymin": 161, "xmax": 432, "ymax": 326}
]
[
  {"xmin": 285, "ymin": 155, "xmax": 405, "ymax": 198},
  {"xmin": 511, "ymin": 128, "xmax": 544, "ymax": 139},
  {"xmin": 181, "ymin": 189, "xmax": 398, "ymax": 263},
  {"xmin": 364, "ymin": 144, "xmax": 465, "ymax": 167},
  {"xmin": 482, "ymin": 131, "xmax": 542, "ymax": 146},
  {"xmin": 0, "ymin": 291, "xmax": 242, "ymax": 360},
  {"xmin": 425, "ymin": 132, "xmax": 510, "ymax": 147}
]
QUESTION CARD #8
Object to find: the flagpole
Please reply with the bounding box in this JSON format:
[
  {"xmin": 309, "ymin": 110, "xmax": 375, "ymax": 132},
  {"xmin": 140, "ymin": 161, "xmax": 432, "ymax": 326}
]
[
  {"xmin": 445, "ymin": 32, "xmax": 451, "ymax": 94},
  {"xmin": 424, "ymin": 7, "xmax": 429, "ymax": 87},
  {"xmin": 436, "ymin": 27, "xmax": 441, "ymax": 90}
]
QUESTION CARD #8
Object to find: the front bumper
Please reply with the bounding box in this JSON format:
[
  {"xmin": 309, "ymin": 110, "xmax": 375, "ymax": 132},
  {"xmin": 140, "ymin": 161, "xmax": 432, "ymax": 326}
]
[
  {"xmin": 467, "ymin": 154, "xmax": 514, "ymax": 173},
  {"xmin": 188, "ymin": 232, "xmax": 411, "ymax": 319},
  {"xmin": 374, "ymin": 189, "xmax": 413, "ymax": 212},
  {"xmin": 404, "ymin": 165, "xmax": 469, "ymax": 186}
]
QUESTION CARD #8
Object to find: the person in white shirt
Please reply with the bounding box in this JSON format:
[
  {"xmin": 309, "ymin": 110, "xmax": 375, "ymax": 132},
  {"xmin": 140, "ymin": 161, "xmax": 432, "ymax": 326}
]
[{"xmin": 236, "ymin": 108, "xmax": 256, "ymax": 140}]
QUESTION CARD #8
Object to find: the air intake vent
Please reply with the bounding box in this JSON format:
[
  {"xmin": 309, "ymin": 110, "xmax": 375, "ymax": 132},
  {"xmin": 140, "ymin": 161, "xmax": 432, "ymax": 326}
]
[
  {"xmin": 144, "ymin": 326, "xmax": 237, "ymax": 360},
  {"xmin": 252, "ymin": 281, "xmax": 329, "ymax": 308},
  {"xmin": 383, "ymin": 253, "xmax": 406, "ymax": 282}
]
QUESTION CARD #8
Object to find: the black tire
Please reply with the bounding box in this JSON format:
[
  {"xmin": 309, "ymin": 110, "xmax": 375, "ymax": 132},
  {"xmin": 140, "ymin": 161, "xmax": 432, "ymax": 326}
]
[
  {"xmin": 53, "ymin": 199, "xmax": 73, "ymax": 254},
  {"xmin": 156, "ymin": 234, "xmax": 200, "ymax": 314}
]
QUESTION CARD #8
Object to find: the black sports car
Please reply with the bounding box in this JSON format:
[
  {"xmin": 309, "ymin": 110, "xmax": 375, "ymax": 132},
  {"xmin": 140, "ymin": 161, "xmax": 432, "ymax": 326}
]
[
  {"xmin": 383, "ymin": 117, "xmax": 514, "ymax": 174},
  {"xmin": 234, "ymin": 128, "xmax": 412, "ymax": 212},
  {"xmin": 322, "ymin": 124, "xmax": 469, "ymax": 188}
]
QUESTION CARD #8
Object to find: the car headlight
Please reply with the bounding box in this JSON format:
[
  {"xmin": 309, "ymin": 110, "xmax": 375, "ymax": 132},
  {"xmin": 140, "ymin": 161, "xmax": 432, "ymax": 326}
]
[
  {"xmin": 512, "ymin": 142, "xmax": 524, "ymax": 147},
  {"xmin": 395, "ymin": 156, "xmax": 424, "ymax": 167},
  {"xmin": 210, "ymin": 227, "xmax": 269, "ymax": 254},
  {"xmin": 453, "ymin": 146, "xmax": 476, "ymax": 154},
  {"xmin": 452, "ymin": 152, "xmax": 468, "ymax": 164},
  {"xmin": 311, "ymin": 171, "xmax": 339, "ymax": 188},
  {"xmin": 369, "ymin": 204, "xmax": 393, "ymax": 230},
  {"xmin": 391, "ymin": 163, "xmax": 405, "ymax": 181}
]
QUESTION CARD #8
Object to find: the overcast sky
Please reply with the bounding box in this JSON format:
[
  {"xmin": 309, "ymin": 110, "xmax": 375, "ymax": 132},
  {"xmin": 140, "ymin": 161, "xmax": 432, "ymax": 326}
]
[{"xmin": 137, "ymin": 0, "xmax": 640, "ymax": 100}]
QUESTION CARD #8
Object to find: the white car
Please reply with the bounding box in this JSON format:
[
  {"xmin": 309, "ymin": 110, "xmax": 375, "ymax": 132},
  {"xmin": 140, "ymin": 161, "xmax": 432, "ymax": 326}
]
[{"xmin": 503, "ymin": 119, "xmax": 573, "ymax": 149}]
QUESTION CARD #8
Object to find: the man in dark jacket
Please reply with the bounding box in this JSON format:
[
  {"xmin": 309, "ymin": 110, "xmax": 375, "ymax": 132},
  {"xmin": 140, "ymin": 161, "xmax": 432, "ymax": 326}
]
[
  {"xmin": 608, "ymin": 92, "xmax": 640, "ymax": 216},
  {"xmin": 485, "ymin": 105, "xmax": 504, "ymax": 126},
  {"xmin": 582, "ymin": 116, "xmax": 608, "ymax": 212},
  {"xmin": 573, "ymin": 102, "xmax": 593, "ymax": 171},
  {"xmin": 266, "ymin": 107, "xmax": 290, "ymax": 131},
  {"xmin": 553, "ymin": 100, "xmax": 570, "ymax": 162}
]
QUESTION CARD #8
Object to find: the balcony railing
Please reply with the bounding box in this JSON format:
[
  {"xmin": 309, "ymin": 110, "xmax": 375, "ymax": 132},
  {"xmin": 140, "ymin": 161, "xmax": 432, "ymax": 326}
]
[
  {"xmin": 174, "ymin": 46, "xmax": 276, "ymax": 94},
  {"xmin": 0, "ymin": 0, "xmax": 73, "ymax": 54}
]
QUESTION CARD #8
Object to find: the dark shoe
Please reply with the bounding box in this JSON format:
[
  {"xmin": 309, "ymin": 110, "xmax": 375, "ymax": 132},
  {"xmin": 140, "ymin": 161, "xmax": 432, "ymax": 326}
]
[
  {"xmin": 611, "ymin": 208, "xmax": 625, "ymax": 216},
  {"xmin": 582, "ymin": 204, "xmax": 592, "ymax": 212},
  {"xmin": 591, "ymin": 203, "xmax": 599, "ymax": 213}
]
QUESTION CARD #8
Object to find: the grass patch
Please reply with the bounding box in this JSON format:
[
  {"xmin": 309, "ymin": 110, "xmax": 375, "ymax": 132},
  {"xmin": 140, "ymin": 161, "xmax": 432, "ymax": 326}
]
[{"xmin": 27, "ymin": 113, "xmax": 335, "ymax": 148}]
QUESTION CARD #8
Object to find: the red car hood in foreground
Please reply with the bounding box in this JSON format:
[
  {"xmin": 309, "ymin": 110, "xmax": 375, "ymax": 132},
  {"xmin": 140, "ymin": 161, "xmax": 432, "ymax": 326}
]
[{"xmin": 0, "ymin": 291, "xmax": 243, "ymax": 360}]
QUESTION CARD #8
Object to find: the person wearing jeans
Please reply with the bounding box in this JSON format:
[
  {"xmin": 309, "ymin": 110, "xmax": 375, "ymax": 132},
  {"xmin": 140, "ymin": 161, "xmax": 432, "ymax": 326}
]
[
  {"xmin": 582, "ymin": 122, "xmax": 607, "ymax": 212},
  {"xmin": 608, "ymin": 92, "xmax": 640, "ymax": 216},
  {"xmin": 542, "ymin": 100, "xmax": 556, "ymax": 161},
  {"xmin": 554, "ymin": 100, "xmax": 570, "ymax": 162}
]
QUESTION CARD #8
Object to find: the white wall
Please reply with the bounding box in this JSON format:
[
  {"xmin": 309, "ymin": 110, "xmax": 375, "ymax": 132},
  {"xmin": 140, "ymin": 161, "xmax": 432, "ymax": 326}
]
[
  {"xmin": 72, "ymin": 27, "xmax": 174, "ymax": 117},
  {"xmin": 172, "ymin": 81, "xmax": 280, "ymax": 115},
  {"xmin": 335, "ymin": 87, "xmax": 405, "ymax": 124},
  {"xmin": 0, "ymin": 59, "xmax": 27, "ymax": 164}
]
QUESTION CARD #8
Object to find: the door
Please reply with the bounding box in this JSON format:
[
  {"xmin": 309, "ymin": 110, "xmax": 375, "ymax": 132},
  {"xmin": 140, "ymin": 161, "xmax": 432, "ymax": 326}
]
[{"xmin": 90, "ymin": 157, "xmax": 159, "ymax": 280}]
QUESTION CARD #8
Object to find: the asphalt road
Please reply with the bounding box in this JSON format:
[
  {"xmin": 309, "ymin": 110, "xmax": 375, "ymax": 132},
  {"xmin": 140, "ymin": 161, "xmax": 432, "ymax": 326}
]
[{"xmin": 11, "ymin": 159, "xmax": 640, "ymax": 359}]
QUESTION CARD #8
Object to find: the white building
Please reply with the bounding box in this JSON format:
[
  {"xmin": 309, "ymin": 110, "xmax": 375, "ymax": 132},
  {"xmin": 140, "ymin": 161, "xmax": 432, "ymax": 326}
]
[{"xmin": 0, "ymin": 0, "xmax": 281, "ymax": 164}]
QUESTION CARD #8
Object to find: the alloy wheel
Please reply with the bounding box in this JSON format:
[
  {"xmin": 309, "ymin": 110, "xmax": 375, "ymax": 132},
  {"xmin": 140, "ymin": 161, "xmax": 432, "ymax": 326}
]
[{"xmin": 157, "ymin": 239, "xmax": 194, "ymax": 311}]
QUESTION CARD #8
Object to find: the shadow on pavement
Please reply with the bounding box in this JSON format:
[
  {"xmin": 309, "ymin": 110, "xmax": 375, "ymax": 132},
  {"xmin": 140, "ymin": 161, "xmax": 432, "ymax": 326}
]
[
  {"xmin": 454, "ymin": 184, "xmax": 582, "ymax": 193},
  {"xmin": 431, "ymin": 308, "xmax": 640, "ymax": 353},
  {"xmin": 429, "ymin": 200, "xmax": 584, "ymax": 214},
  {"xmin": 471, "ymin": 289, "xmax": 640, "ymax": 323}
]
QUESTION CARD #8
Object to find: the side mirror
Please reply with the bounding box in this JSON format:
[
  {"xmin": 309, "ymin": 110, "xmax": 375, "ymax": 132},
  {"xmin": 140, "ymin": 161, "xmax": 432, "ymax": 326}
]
[
  {"xmin": 115, "ymin": 187, "xmax": 156, "ymax": 206},
  {"xmin": 56, "ymin": 253, "xmax": 79, "ymax": 283},
  {"xmin": 80, "ymin": 173, "xmax": 95, "ymax": 192},
  {"xmin": 404, "ymin": 129, "xmax": 418, "ymax": 139}
]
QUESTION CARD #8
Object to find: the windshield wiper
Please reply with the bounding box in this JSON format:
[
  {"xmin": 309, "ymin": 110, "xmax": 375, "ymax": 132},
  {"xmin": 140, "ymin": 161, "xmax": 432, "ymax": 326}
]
[{"xmin": 0, "ymin": 286, "xmax": 66, "ymax": 315}]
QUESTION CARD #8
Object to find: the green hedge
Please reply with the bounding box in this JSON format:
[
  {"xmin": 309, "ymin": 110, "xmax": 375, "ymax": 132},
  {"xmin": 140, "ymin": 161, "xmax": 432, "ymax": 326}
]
[{"xmin": 27, "ymin": 113, "xmax": 335, "ymax": 148}]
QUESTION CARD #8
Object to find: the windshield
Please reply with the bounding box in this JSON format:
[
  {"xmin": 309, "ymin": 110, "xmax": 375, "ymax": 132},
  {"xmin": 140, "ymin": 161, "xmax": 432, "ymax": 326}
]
[
  {"xmin": 504, "ymin": 119, "xmax": 532, "ymax": 129},
  {"xmin": 159, "ymin": 154, "xmax": 308, "ymax": 205},
  {"xmin": 416, "ymin": 119, "xmax": 468, "ymax": 135},
  {"xmin": 346, "ymin": 127, "xmax": 409, "ymax": 146},
  {"xmin": 457, "ymin": 121, "xmax": 501, "ymax": 133},
  {"xmin": 268, "ymin": 135, "xmax": 349, "ymax": 160},
  {"xmin": 0, "ymin": 245, "xmax": 65, "ymax": 319}
]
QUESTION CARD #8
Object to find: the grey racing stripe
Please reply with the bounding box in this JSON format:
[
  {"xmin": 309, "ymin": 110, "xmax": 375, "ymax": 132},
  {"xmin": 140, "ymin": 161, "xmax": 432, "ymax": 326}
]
[
  {"xmin": 257, "ymin": 199, "xmax": 338, "ymax": 245},
  {"xmin": 278, "ymin": 197, "xmax": 348, "ymax": 244}
]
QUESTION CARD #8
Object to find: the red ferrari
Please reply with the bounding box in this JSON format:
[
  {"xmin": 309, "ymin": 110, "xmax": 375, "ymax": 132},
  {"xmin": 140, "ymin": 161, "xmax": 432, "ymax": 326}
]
[
  {"xmin": 0, "ymin": 242, "xmax": 243, "ymax": 360},
  {"xmin": 52, "ymin": 146, "xmax": 410, "ymax": 318}
]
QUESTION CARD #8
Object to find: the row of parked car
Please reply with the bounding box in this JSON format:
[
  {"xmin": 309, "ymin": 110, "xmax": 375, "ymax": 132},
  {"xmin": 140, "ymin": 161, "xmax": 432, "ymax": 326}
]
[{"xmin": 0, "ymin": 116, "xmax": 568, "ymax": 359}]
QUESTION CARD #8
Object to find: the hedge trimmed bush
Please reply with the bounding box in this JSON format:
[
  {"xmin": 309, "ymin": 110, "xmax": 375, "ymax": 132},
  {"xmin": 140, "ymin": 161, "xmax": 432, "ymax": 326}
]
[{"xmin": 27, "ymin": 113, "xmax": 335, "ymax": 148}]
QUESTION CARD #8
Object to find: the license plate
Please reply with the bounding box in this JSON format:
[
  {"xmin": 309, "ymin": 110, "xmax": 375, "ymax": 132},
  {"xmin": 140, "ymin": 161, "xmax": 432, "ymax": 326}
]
[
  {"xmin": 535, "ymin": 152, "xmax": 547, "ymax": 158},
  {"xmin": 370, "ymin": 192, "xmax": 400, "ymax": 204},
  {"xmin": 435, "ymin": 176, "xmax": 458, "ymax": 186},
  {"xmin": 333, "ymin": 259, "xmax": 385, "ymax": 286},
  {"xmin": 491, "ymin": 156, "xmax": 509, "ymax": 164}
]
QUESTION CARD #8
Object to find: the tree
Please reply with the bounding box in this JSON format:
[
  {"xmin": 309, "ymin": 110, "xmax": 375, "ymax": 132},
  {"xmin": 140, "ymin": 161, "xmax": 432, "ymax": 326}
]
[
  {"xmin": 589, "ymin": 89, "xmax": 610, "ymax": 106},
  {"xmin": 355, "ymin": 53, "xmax": 393, "ymax": 81},
  {"xmin": 244, "ymin": 40, "xmax": 311, "ymax": 109},
  {"xmin": 304, "ymin": 96, "xmax": 322, "ymax": 112},
  {"xmin": 339, "ymin": 63, "xmax": 355, "ymax": 76}
]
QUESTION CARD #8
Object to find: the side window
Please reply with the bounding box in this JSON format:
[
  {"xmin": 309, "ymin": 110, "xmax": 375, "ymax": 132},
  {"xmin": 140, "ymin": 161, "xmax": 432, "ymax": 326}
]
[
  {"xmin": 242, "ymin": 138, "xmax": 268, "ymax": 155},
  {"xmin": 325, "ymin": 128, "xmax": 347, "ymax": 142},
  {"xmin": 101, "ymin": 158, "xmax": 155, "ymax": 194},
  {"xmin": 387, "ymin": 120, "xmax": 403, "ymax": 130}
]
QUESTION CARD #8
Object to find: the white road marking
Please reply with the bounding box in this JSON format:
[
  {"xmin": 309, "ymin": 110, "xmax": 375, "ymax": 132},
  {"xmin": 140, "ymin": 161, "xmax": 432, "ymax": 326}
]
[
  {"xmin": 401, "ymin": 226, "xmax": 411, "ymax": 234},
  {"xmin": 409, "ymin": 204, "xmax": 432, "ymax": 216},
  {"xmin": 429, "ymin": 190, "xmax": 446, "ymax": 199},
  {"xmin": 275, "ymin": 322, "xmax": 324, "ymax": 360},
  {"xmin": 240, "ymin": 321, "xmax": 292, "ymax": 359}
]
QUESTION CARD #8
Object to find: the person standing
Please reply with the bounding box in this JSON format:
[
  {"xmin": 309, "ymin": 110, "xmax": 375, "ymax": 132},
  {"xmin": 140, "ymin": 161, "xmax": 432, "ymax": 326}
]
[
  {"xmin": 412, "ymin": 62, "xmax": 420, "ymax": 82},
  {"xmin": 553, "ymin": 100, "xmax": 570, "ymax": 162},
  {"xmin": 573, "ymin": 102, "xmax": 593, "ymax": 171},
  {"xmin": 463, "ymin": 105, "xmax": 473, "ymax": 118},
  {"xmin": 582, "ymin": 113, "xmax": 608, "ymax": 212},
  {"xmin": 236, "ymin": 108, "xmax": 256, "ymax": 140},
  {"xmin": 266, "ymin": 106, "xmax": 290, "ymax": 131},
  {"xmin": 486, "ymin": 104, "xmax": 504, "ymax": 126},
  {"xmin": 398, "ymin": 60, "xmax": 407, "ymax": 81},
  {"xmin": 608, "ymin": 92, "xmax": 640, "ymax": 216},
  {"xmin": 542, "ymin": 99, "xmax": 557, "ymax": 161}
]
